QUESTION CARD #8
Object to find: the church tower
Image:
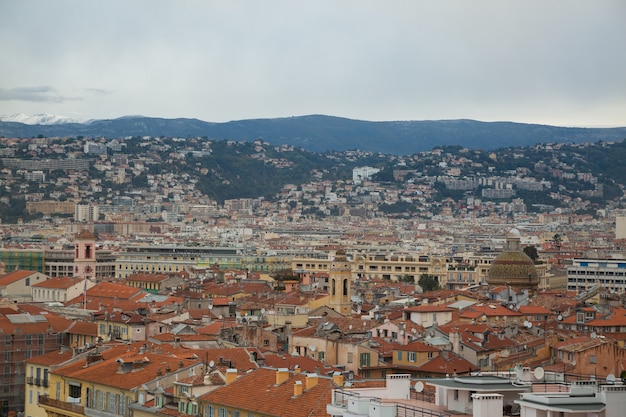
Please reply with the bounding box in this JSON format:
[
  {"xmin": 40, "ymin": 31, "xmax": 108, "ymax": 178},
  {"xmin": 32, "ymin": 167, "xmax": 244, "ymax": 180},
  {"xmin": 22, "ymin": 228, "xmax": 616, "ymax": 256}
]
[
  {"xmin": 74, "ymin": 229, "xmax": 97, "ymax": 281},
  {"xmin": 329, "ymin": 249, "xmax": 351, "ymax": 316}
]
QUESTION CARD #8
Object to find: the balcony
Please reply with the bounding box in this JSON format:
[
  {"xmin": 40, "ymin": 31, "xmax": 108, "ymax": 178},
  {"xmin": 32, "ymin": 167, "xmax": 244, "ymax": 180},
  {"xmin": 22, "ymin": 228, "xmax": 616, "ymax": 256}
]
[
  {"xmin": 39, "ymin": 395, "xmax": 84, "ymax": 417},
  {"xmin": 26, "ymin": 376, "xmax": 34, "ymax": 385}
]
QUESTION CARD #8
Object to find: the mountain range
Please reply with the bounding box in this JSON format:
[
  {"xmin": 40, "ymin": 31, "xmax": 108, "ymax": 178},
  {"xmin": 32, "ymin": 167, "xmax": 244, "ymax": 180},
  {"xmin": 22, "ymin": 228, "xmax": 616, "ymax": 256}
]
[{"xmin": 1, "ymin": 114, "xmax": 625, "ymax": 155}]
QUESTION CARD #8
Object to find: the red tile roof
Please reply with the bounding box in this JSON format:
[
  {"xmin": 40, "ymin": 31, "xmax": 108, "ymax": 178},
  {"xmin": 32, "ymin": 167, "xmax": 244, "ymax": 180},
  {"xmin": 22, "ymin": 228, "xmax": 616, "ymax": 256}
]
[{"xmin": 197, "ymin": 368, "xmax": 335, "ymax": 417}]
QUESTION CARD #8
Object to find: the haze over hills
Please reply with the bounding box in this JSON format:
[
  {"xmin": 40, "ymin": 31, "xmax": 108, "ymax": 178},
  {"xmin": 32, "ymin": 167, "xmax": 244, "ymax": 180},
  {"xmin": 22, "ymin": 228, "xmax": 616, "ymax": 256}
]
[{"xmin": 1, "ymin": 114, "xmax": 626, "ymax": 155}]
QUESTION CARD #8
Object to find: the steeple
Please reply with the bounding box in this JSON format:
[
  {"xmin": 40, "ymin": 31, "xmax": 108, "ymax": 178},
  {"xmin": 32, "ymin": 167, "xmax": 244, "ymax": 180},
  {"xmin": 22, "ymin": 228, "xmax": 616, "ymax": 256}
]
[{"xmin": 328, "ymin": 249, "xmax": 351, "ymax": 316}]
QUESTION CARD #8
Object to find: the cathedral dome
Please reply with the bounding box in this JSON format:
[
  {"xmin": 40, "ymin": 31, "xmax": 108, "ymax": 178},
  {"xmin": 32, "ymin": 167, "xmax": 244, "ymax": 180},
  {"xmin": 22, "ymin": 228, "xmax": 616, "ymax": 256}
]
[{"xmin": 487, "ymin": 229, "xmax": 539, "ymax": 290}]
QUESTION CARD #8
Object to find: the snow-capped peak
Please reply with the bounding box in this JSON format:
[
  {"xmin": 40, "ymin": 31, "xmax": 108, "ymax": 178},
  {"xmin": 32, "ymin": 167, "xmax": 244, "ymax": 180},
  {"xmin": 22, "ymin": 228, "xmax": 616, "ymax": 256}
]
[{"xmin": 0, "ymin": 113, "xmax": 82, "ymax": 125}]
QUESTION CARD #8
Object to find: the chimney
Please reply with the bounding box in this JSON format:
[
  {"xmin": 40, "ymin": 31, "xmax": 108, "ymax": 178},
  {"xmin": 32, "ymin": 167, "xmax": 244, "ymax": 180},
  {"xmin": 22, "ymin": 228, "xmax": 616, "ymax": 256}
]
[
  {"xmin": 276, "ymin": 368, "xmax": 289, "ymax": 385},
  {"xmin": 332, "ymin": 371, "xmax": 344, "ymax": 387},
  {"xmin": 225, "ymin": 368, "xmax": 237, "ymax": 385},
  {"xmin": 305, "ymin": 373, "xmax": 318, "ymax": 390},
  {"xmin": 293, "ymin": 380, "xmax": 303, "ymax": 397},
  {"xmin": 450, "ymin": 328, "xmax": 461, "ymax": 354}
]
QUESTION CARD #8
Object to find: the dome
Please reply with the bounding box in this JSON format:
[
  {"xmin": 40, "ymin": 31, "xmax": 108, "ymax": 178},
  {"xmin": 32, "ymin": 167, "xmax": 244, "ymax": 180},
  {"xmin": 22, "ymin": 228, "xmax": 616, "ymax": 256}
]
[{"xmin": 487, "ymin": 231, "xmax": 539, "ymax": 290}]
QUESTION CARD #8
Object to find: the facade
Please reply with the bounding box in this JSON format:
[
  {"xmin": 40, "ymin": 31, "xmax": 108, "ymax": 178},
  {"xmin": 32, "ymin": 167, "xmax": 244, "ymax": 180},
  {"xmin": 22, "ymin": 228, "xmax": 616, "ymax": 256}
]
[
  {"xmin": 0, "ymin": 309, "xmax": 71, "ymax": 416},
  {"xmin": 31, "ymin": 277, "xmax": 95, "ymax": 304},
  {"xmin": 24, "ymin": 349, "xmax": 75, "ymax": 417},
  {"xmin": 0, "ymin": 250, "xmax": 45, "ymax": 274},
  {"xmin": 115, "ymin": 246, "xmax": 243, "ymax": 279},
  {"xmin": 0, "ymin": 270, "xmax": 48, "ymax": 302},
  {"xmin": 39, "ymin": 343, "xmax": 203, "ymax": 417},
  {"xmin": 74, "ymin": 203, "xmax": 99, "ymax": 222},
  {"xmin": 329, "ymin": 249, "xmax": 351, "ymax": 315},
  {"xmin": 566, "ymin": 257, "xmax": 626, "ymax": 293}
]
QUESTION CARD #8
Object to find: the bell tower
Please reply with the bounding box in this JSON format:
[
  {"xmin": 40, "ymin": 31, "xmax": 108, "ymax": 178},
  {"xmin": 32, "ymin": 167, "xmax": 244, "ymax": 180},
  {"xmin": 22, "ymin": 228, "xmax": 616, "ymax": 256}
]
[
  {"xmin": 74, "ymin": 229, "xmax": 97, "ymax": 281},
  {"xmin": 329, "ymin": 249, "xmax": 351, "ymax": 316}
]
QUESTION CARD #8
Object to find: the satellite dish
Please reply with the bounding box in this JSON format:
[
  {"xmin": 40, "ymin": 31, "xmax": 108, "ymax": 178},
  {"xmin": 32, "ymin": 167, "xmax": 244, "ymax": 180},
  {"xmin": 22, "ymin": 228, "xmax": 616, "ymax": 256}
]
[
  {"xmin": 571, "ymin": 360, "xmax": 576, "ymax": 366},
  {"xmin": 533, "ymin": 367, "xmax": 545, "ymax": 380},
  {"xmin": 348, "ymin": 324, "xmax": 353, "ymax": 330},
  {"xmin": 399, "ymin": 330, "xmax": 405, "ymax": 335},
  {"xmin": 209, "ymin": 360, "xmax": 215, "ymax": 368},
  {"xmin": 557, "ymin": 314, "xmax": 563, "ymax": 321},
  {"xmin": 415, "ymin": 381, "xmax": 424, "ymax": 393},
  {"xmin": 309, "ymin": 345, "xmax": 316, "ymax": 352},
  {"xmin": 590, "ymin": 332, "xmax": 597, "ymax": 339},
  {"xmin": 607, "ymin": 374, "xmax": 616, "ymax": 384},
  {"xmin": 261, "ymin": 308, "xmax": 266, "ymax": 315}
]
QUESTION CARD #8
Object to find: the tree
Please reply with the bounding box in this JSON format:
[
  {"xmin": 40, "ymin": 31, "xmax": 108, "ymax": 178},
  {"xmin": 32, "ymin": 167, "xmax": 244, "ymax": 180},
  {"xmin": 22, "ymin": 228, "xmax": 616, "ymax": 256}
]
[
  {"xmin": 398, "ymin": 274, "xmax": 415, "ymax": 284},
  {"xmin": 523, "ymin": 245, "xmax": 539, "ymax": 262},
  {"xmin": 418, "ymin": 274, "xmax": 440, "ymax": 292}
]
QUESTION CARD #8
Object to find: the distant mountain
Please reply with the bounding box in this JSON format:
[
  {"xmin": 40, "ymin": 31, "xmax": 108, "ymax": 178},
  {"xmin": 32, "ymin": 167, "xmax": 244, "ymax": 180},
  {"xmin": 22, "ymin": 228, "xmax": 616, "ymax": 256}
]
[
  {"xmin": 0, "ymin": 112, "xmax": 80, "ymax": 125},
  {"xmin": 1, "ymin": 114, "xmax": 625, "ymax": 154}
]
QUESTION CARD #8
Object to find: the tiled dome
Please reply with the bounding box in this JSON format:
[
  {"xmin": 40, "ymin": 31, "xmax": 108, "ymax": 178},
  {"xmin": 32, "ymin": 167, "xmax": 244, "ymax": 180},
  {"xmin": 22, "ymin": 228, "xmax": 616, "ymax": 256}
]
[{"xmin": 487, "ymin": 229, "xmax": 539, "ymax": 290}]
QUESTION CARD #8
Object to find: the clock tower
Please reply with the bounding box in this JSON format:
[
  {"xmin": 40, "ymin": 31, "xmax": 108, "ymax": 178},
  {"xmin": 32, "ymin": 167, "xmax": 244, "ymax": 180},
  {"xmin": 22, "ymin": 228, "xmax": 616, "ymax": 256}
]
[
  {"xmin": 74, "ymin": 229, "xmax": 97, "ymax": 281},
  {"xmin": 329, "ymin": 249, "xmax": 352, "ymax": 316}
]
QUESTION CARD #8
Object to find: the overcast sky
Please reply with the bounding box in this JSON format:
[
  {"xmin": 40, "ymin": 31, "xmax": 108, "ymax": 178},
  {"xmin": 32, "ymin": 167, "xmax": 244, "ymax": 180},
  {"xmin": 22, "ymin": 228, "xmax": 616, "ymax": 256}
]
[{"xmin": 1, "ymin": 0, "xmax": 625, "ymax": 127}]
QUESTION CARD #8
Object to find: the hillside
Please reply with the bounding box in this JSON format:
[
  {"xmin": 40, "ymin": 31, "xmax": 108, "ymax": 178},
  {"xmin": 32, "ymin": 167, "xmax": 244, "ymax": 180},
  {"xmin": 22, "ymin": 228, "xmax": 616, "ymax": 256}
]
[{"xmin": 1, "ymin": 115, "xmax": 625, "ymax": 155}]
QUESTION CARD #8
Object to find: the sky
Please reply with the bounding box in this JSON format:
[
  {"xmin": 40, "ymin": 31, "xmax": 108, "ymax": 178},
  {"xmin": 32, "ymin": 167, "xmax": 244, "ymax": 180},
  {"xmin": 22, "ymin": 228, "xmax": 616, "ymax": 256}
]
[{"xmin": 1, "ymin": 0, "xmax": 625, "ymax": 127}]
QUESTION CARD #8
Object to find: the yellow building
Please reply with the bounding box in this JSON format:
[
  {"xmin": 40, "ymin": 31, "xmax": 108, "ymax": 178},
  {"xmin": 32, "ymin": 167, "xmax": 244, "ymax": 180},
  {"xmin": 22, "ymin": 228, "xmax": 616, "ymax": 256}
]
[{"xmin": 39, "ymin": 344, "xmax": 203, "ymax": 417}]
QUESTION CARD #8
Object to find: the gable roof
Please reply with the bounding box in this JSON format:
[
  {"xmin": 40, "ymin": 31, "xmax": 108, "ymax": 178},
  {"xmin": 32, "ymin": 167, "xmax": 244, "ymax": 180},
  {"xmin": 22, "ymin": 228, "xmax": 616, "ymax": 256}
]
[{"xmin": 197, "ymin": 368, "xmax": 335, "ymax": 417}]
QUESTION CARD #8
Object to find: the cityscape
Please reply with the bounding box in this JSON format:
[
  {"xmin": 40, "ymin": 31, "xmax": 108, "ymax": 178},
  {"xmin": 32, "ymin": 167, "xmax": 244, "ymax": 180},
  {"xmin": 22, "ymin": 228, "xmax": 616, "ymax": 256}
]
[
  {"xmin": 0, "ymin": 125, "xmax": 625, "ymax": 417},
  {"xmin": 2, "ymin": 2, "xmax": 625, "ymax": 417}
]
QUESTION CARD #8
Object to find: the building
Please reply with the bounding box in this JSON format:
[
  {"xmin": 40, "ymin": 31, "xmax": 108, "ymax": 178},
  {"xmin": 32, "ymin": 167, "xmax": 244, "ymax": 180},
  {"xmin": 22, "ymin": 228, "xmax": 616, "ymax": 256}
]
[
  {"xmin": 0, "ymin": 270, "xmax": 48, "ymax": 302},
  {"xmin": 516, "ymin": 380, "xmax": 626, "ymax": 417},
  {"xmin": 0, "ymin": 308, "xmax": 71, "ymax": 416},
  {"xmin": 198, "ymin": 367, "xmax": 338, "ymax": 417},
  {"xmin": 487, "ymin": 228, "xmax": 539, "ymax": 296},
  {"xmin": 329, "ymin": 249, "xmax": 351, "ymax": 315},
  {"xmin": 24, "ymin": 349, "xmax": 75, "ymax": 417},
  {"xmin": 115, "ymin": 245, "xmax": 243, "ymax": 279},
  {"xmin": 566, "ymin": 257, "xmax": 626, "ymax": 293},
  {"xmin": 38, "ymin": 343, "xmax": 203, "ymax": 417},
  {"xmin": 353, "ymin": 166, "xmax": 381, "ymax": 184},
  {"xmin": 74, "ymin": 202, "xmax": 99, "ymax": 222},
  {"xmin": 31, "ymin": 277, "xmax": 95, "ymax": 304}
]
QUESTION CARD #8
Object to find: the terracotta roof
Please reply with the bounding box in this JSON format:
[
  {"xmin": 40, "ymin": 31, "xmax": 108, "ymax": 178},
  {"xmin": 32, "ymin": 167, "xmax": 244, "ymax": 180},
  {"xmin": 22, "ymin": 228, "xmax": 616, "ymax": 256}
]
[
  {"xmin": 32, "ymin": 276, "xmax": 82, "ymax": 289},
  {"xmin": 197, "ymin": 368, "xmax": 335, "ymax": 417},
  {"xmin": 396, "ymin": 340, "xmax": 440, "ymax": 353},
  {"xmin": 263, "ymin": 353, "xmax": 342, "ymax": 374},
  {"xmin": 416, "ymin": 352, "xmax": 475, "ymax": 375},
  {"xmin": 0, "ymin": 270, "xmax": 39, "ymax": 286},
  {"xmin": 404, "ymin": 305, "xmax": 454, "ymax": 313}
]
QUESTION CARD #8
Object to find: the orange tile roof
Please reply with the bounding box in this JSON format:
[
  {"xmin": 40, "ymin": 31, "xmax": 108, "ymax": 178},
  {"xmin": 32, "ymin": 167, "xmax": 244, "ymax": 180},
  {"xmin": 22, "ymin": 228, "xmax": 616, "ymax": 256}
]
[
  {"xmin": 197, "ymin": 368, "xmax": 335, "ymax": 417},
  {"xmin": 396, "ymin": 340, "xmax": 440, "ymax": 352},
  {"xmin": 0, "ymin": 270, "xmax": 39, "ymax": 286},
  {"xmin": 32, "ymin": 276, "xmax": 82, "ymax": 289}
]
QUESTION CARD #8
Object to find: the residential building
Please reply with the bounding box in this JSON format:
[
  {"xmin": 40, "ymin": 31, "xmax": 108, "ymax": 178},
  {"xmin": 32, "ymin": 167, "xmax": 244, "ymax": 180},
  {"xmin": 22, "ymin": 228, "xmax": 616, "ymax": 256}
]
[
  {"xmin": 31, "ymin": 277, "xmax": 95, "ymax": 304},
  {"xmin": 0, "ymin": 308, "xmax": 71, "ymax": 416},
  {"xmin": 198, "ymin": 367, "xmax": 338, "ymax": 417},
  {"xmin": 0, "ymin": 270, "xmax": 48, "ymax": 302},
  {"xmin": 567, "ymin": 257, "xmax": 626, "ymax": 293}
]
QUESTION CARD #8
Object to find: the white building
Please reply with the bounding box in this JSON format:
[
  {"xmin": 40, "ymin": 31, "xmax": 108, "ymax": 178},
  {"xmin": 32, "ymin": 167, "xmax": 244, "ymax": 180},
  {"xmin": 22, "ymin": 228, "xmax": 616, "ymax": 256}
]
[
  {"xmin": 74, "ymin": 202, "xmax": 99, "ymax": 222},
  {"xmin": 353, "ymin": 166, "xmax": 380, "ymax": 184},
  {"xmin": 566, "ymin": 258, "xmax": 626, "ymax": 293}
]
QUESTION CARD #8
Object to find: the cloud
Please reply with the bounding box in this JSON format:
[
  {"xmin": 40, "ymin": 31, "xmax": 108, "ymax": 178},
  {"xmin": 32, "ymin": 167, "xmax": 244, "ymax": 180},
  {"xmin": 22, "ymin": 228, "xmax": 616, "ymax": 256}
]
[{"xmin": 0, "ymin": 86, "xmax": 83, "ymax": 103}]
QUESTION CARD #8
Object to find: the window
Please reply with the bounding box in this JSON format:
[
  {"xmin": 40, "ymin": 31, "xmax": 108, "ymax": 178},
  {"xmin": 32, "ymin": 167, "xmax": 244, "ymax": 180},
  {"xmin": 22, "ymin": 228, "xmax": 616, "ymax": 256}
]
[
  {"xmin": 205, "ymin": 405, "xmax": 214, "ymax": 417},
  {"xmin": 318, "ymin": 351, "xmax": 325, "ymax": 361},
  {"xmin": 118, "ymin": 395, "xmax": 127, "ymax": 416},
  {"xmin": 397, "ymin": 351, "xmax": 403, "ymax": 361},
  {"xmin": 428, "ymin": 352, "xmax": 434, "ymax": 359},
  {"xmin": 347, "ymin": 352, "xmax": 353, "ymax": 363},
  {"xmin": 360, "ymin": 353, "xmax": 370, "ymax": 367},
  {"xmin": 26, "ymin": 335, "xmax": 32, "ymax": 345},
  {"xmin": 589, "ymin": 355, "xmax": 596, "ymax": 364},
  {"xmin": 232, "ymin": 411, "xmax": 240, "ymax": 417},
  {"xmin": 218, "ymin": 408, "xmax": 228, "ymax": 417},
  {"xmin": 97, "ymin": 390, "xmax": 103, "ymax": 410},
  {"xmin": 453, "ymin": 390, "xmax": 458, "ymax": 400},
  {"xmin": 408, "ymin": 352, "xmax": 416, "ymax": 362},
  {"xmin": 69, "ymin": 383, "xmax": 81, "ymax": 400},
  {"xmin": 263, "ymin": 339, "xmax": 269, "ymax": 346},
  {"xmin": 109, "ymin": 393, "xmax": 116, "ymax": 412}
]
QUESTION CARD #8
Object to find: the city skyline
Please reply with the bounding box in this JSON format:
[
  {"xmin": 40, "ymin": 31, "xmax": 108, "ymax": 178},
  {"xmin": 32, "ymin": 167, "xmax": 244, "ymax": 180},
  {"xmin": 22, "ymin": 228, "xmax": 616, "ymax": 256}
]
[{"xmin": 1, "ymin": 1, "xmax": 625, "ymax": 128}]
